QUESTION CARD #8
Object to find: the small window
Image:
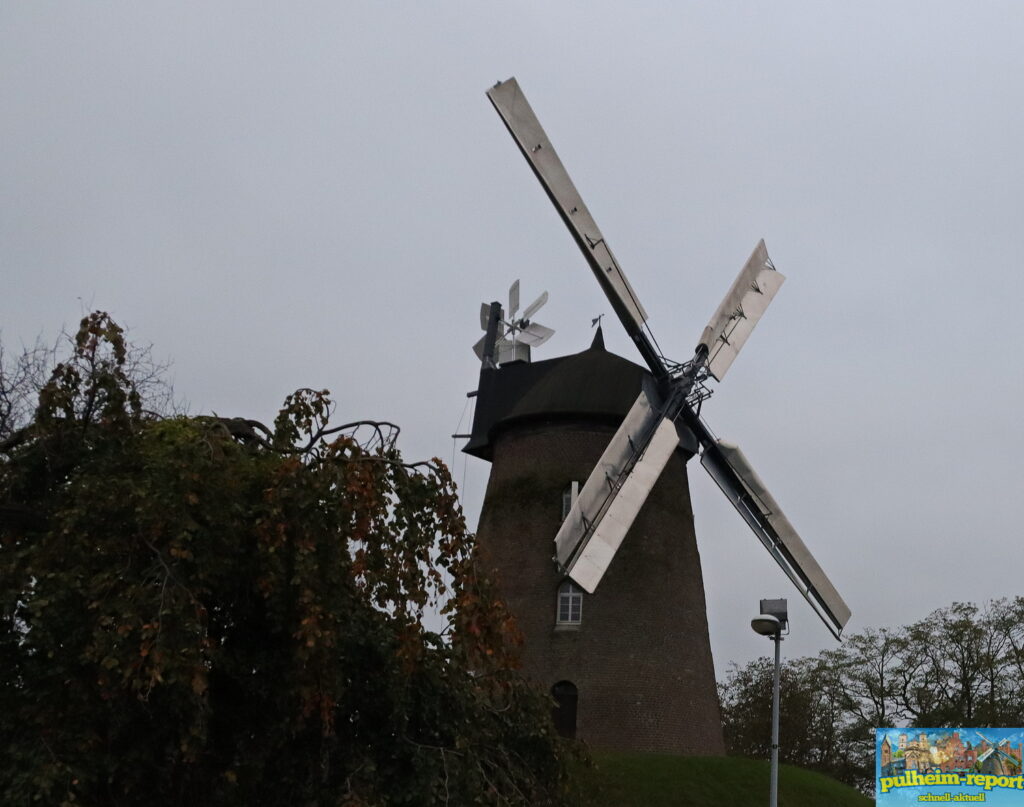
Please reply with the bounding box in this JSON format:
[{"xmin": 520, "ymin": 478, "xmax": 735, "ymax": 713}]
[
  {"xmin": 556, "ymin": 580, "xmax": 583, "ymax": 625},
  {"xmin": 561, "ymin": 481, "xmax": 579, "ymax": 521}
]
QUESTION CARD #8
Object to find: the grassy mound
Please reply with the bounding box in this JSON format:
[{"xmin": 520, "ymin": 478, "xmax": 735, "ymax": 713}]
[{"xmin": 574, "ymin": 752, "xmax": 871, "ymax": 807}]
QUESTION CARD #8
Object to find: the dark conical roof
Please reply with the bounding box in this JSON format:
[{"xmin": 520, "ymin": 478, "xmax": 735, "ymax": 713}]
[{"xmin": 463, "ymin": 331, "xmax": 649, "ymax": 461}]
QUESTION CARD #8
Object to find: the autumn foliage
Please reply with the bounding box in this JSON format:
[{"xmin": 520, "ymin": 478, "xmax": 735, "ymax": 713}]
[{"xmin": 0, "ymin": 314, "xmax": 574, "ymax": 805}]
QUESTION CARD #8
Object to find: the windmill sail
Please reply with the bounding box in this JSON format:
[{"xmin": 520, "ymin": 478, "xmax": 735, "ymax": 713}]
[
  {"xmin": 521, "ymin": 290, "xmax": 548, "ymax": 320},
  {"xmin": 555, "ymin": 380, "xmax": 694, "ymax": 592},
  {"xmin": 487, "ymin": 78, "xmax": 668, "ymax": 379},
  {"xmin": 515, "ymin": 322, "xmax": 554, "ymax": 347},
  {"xmin": 698, "ymin": 240, "xmax": 786, "ymax": 381},
  {"xmin": 698, "ymin": 435, "xmax": 851, "ymax": 638}
]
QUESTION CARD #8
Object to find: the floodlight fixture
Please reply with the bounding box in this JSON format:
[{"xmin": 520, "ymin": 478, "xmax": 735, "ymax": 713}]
[
  {"xmin": 751, "ymin": 614, "xmax": 781, "ymax": 636},
  {"xmin": 752, "ymin": 598, "xmax": 787, "ymax": 807}
]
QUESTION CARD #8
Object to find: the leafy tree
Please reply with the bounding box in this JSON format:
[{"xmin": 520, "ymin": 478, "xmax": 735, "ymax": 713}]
[
  {"xmin": 1, "ymin": 314, "xmax": 574, "ymax": 806},
  {"xmin": 991, "ymin": 596, "xmax": 1024, "ymax": 719},
  {"xmin": 0, "ymin": 318, "xmax": 174, "ymax": 449},
  {"xmin": 0, "ymin": 335, "xmax": 54, "ymax": 444},
  {"xmin": 720, "ymin": 598, "xmax": 1024, "ymax": 795},
  {"xmin": 719, "ymin": 654, "xmax": 863, "ymax": 786}
]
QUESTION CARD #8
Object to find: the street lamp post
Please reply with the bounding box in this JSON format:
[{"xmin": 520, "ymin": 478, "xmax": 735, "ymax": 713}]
[{"xmin": 751, "ymin": 598, "xmax": 788, "ymax": 807}]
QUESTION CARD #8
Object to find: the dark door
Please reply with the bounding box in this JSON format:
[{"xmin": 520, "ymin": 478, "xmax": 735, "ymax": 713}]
[{"xmin": 551, "ymin": 681, "xmax": 578, "ymax": 739}]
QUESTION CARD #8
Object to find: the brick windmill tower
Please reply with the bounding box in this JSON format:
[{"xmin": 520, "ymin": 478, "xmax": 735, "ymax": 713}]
[
  {"xmin": 465, "ymin": 78, "xmax": 851, "ymax": 755},
  {"xmin": 465, "ymin": 318, "xmax": 724, "ymax": 753}
]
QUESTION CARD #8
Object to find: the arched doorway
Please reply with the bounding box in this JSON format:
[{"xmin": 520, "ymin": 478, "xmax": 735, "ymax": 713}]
[{"xmin": 551, "ymin": 680, "xmax": 578, "ymax": 739}]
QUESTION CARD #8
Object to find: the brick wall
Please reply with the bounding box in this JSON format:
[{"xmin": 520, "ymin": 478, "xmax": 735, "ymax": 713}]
[{"xmin": 475, "ymin": 418, "xmax": 725, "ymax": 755}]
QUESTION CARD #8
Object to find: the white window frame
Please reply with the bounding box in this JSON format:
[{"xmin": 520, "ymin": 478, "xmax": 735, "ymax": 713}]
[
  {"xmin": 556, "ymin": 580, "xmax": 583, "ymax": 625},
  {"xmin": 561, "ymin": 480, "xmax": 579, "ymax": 522}
]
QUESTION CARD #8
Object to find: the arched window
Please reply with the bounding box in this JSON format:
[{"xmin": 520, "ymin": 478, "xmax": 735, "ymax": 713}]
[
  {"xmin": 551, "ymin": 681, "xmax": 578, "ymax": 739},
  {"xmin": 556, "ymin": 580, "xmax": 582, "ymax": 625}
]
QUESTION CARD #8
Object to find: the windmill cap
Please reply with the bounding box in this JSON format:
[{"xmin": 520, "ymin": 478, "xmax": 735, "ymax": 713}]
[{"xmin": 463, "ymin": 334, "xmax": 648, "ymax": 461}]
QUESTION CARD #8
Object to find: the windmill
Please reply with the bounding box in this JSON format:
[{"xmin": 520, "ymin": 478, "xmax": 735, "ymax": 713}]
[
  {"xmin": 472, "ymin": 280, "xmax": 554, "ymax": 367},
  {"xmin": 485, "ymin": 77, "xmax": 851, "ymax": 641},
  {"xmin": 976, "ymin": 733, "xmax": 1022, "ymax": 776}
]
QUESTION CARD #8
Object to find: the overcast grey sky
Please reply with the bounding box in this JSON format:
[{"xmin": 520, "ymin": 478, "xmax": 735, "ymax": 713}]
[{"xmin": 3, "ymin": 2, "xmax": 1023, "ymax": 672}]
